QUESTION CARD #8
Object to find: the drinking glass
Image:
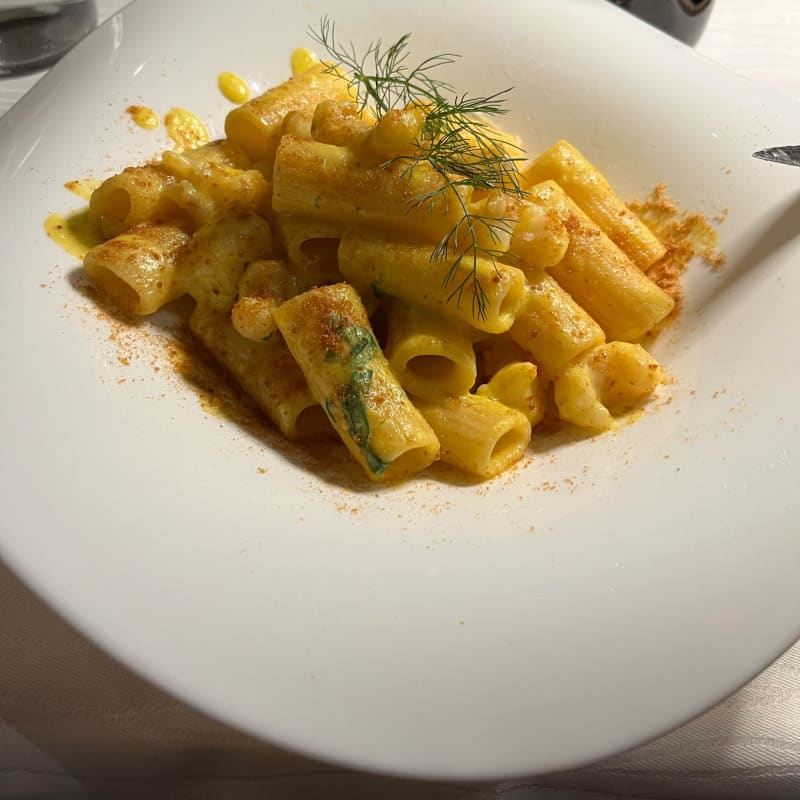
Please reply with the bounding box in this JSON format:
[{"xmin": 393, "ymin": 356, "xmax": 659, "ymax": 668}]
[{"xmin": 0, "ymin": 0, "xmax": 97, "ymax": 75}]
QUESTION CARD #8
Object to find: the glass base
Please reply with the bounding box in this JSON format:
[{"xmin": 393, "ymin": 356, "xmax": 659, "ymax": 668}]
[{"xmin": 0, "ymin": 1, "xmax": 97, "ymax": 76}]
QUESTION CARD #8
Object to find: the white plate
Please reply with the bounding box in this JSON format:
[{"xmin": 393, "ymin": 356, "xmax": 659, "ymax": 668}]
[{"xmin": 1, "ymin": 0, "xmax": 799, "ymax": 780}]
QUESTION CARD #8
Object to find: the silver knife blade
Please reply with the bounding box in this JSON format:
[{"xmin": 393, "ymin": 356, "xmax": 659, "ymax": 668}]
[{"xmin": 752, "ymin": 145, "xmax": 800, "ymax": 166}]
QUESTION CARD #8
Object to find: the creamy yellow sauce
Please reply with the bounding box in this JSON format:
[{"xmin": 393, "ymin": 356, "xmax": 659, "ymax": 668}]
[
  {"xmin": 44, "ymin": 211, "xmax": 100, "ymax": 260},
  {"xmin": 126, "ymin": 104, "xmax": 160, "ymax": 130},
  {"xmin": 291, "ymin": 47, "xmax": 318, "ymax": 76},
  {"xmin": 164, "ymin": 107, "xmax": 210, "ymax": 152},
  {"xmin": 218, "ymin": 71, "xmax": 251, "ymax": 104}
]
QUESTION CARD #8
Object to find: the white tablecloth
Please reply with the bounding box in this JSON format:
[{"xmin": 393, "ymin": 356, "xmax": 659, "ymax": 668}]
[{"xmin": 2, "ymin": 2, "xmax": 799, "ymax": 798}]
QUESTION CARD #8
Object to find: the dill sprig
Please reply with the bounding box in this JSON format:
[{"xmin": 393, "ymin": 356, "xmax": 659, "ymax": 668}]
[
  {"xmin": 309, "ymin": 16, "xmax": 458, "ymax": 114},
  {"xmin": 309, "ymin": 17, "xmax": 527, "ymax": 319}
]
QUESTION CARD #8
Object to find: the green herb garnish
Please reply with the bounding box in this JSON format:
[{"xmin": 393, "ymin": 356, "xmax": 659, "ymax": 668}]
[
  {"xmin": 324, "ymin": 319, "xmax": 388, "ymax": 475},
  {"xmin": 341, "ymin": 324, "xmax": 378, "ymax": 363},
  {"xmin": 309, "ymin": 17, "xmax": 527, "ymax": 319}
]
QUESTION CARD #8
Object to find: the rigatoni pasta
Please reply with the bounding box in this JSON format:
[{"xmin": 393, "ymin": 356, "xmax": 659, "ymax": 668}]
[
  {"xmin": 76, "ymin": 26, "xmax": 699, "ymax": 484},
  {"xmin": 385, "ymin": 302, "xmax": 477, "ymax": 399},
  {"xmin": 273, "ymin": 283, "xmax": 440, "ymax": 481},
  {"xmin": 508, "ymin": 269, "xmax": 606, "ymax": 380},
  {"xmin": 522, "ymin": 140, "xmax": 666, "ymax": 270},
  {"xmin": 224, "ymin": 62, "xmax": 352, "ymax": 161},
  {"xmin": 190, "ymin": 304, "xmax": 328, "ymax": 440},
  {"xmin": 414, "ymin": 393, "xmax": 531, "ymax": 479},
  {"xmin": 88, "ymin": 165, "xmax": 175, "ymax": 240},
  {"xmin": 338, "ymin": 227, "xmax": 526, "ymax": 335},
  {"xmin": 83, "ymin": 224, "xmax": 189, "ymax": 315},
  {"xmin": 272, "ymin": 135, "xmax": 468, "ymax": 240},
  {"xmin": 525, "ymin": 181, "xmax": 675, "ymax": 341}
]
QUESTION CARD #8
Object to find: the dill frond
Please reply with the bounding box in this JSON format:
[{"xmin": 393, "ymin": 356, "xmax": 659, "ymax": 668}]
[
  {"xmin": 309, "ymin": 17, "xmax": 527, "ymax": 319},
  {"xmin": 309, "ymin": 16, "xmax": 457, "ymax": 114}
]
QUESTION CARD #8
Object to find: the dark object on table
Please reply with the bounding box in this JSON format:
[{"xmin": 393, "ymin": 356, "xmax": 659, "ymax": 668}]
[{"xmin": 609, "ymin": 0, "xmax": 714, "ymax": 46}]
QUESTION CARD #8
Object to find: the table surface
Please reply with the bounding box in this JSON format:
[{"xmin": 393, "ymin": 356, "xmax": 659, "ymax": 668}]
[{"xmin": 1, "ymin": 1, "xmax": 799, "ymax": 798}]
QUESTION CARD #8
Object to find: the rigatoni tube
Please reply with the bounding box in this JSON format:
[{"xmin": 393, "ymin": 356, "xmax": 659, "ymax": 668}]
[
  {"xmin": 272, "ymin": 136, "xmax": 469, "ymax": 241},
  {"xmin": 273, "ymin": 284, "xmax": 440, "ymax": 482},
  {"xmin": 509, "ymin": 269, "xmax": 605, "ymax": 380},
  {"xmin": 83, "ymin": 225, "xmax": 189, "ymax": 315},
  {"xmin": 523, "ymin": 140, "xmax": 666, "ymax": 270},
  {"xmin": 528, "ymin": 181, "xmax": 674, "ymax": 341},
  {"xmin": 338, "ymin": 227, "xmax": 526, "ymax": 334},
  {"xmin": 414, "ymin": 394, "xmax": 531, "ymax": 479},
  {"xmin": 88, "ymin": 165, "xmax": 174, "ymax": 240},
  {"xmin": 161, "ymin": 143, "xmax": 271, "ymax": 226},
  {"xmin": 224, "ymin": 63, "xmax": 352, "ymax": 162},
  {"xmin": 274, "ymin": 214, "xmax": 346, "ymax": 289},
  {"xmin": 385, "ymin": 302, "xmax": 477, "ymax": 398},
  {"xmin": 190, "ymin": 305, "xmax": 328, "ymax": 440}
]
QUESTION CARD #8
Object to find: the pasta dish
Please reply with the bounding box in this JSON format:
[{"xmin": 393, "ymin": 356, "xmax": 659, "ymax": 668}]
[{"xmin": 79, "ymin": 23, "xmax": 684, "ymax": 483}]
